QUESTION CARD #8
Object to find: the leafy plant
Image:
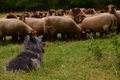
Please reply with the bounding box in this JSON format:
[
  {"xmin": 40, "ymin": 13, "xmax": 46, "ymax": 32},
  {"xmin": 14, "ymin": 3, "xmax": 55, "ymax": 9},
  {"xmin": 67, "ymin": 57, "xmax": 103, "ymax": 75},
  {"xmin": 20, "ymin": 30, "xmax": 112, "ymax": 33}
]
[
  {"xmin": 111, "ymin": 30, "xmax": 120, "ymax": 69},
  {"xmin": 87, "ymin": 33, "xmax": 103, "ymax": 61}
]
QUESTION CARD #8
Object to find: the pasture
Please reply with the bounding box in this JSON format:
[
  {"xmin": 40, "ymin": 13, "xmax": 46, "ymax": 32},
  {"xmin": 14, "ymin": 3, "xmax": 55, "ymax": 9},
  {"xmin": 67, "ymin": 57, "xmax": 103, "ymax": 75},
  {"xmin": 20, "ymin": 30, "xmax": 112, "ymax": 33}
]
[{"xmin": 0, "ymin": 13, "xmax": 120, "ymax": 80}]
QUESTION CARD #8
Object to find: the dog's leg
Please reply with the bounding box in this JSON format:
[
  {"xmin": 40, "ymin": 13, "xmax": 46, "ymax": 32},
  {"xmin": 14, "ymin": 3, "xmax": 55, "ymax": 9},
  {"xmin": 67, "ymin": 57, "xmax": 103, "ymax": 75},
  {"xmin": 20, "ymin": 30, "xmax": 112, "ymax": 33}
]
[
  {"xmin": 31, "ymin": 59, "xmax": 41, "ymax": 69},
  {"xmin": 4, "ymin": 60, "xmax": 11, "ymax": 71}
]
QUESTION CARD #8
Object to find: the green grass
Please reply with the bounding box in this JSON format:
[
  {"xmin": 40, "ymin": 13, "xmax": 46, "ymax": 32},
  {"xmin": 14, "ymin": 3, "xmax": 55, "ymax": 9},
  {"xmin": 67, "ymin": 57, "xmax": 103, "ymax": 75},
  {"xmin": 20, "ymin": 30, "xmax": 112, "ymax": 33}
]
[
  {"xmin": 0, "ymin": 12, "xmax": 120, "ymax": 80},
  {"xmin": 0, "ymin": 36, "xmax": 120, "ymax": 80}
]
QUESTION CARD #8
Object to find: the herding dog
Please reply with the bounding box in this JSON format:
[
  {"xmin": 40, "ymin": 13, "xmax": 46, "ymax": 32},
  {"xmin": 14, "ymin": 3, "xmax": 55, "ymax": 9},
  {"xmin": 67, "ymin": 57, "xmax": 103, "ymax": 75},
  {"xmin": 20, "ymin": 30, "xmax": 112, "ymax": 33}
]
[{"xmin": 4, "ymin": 34, "xmax": 45, "ymax": 73}]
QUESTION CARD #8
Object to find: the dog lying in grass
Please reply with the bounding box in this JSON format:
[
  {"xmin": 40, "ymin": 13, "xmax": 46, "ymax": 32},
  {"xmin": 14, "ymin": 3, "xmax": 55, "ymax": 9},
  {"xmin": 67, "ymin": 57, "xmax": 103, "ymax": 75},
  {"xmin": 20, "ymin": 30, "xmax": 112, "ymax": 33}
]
[{"xmin": 4, "ymin": 34, "xmax": 45, "ymax": 73}]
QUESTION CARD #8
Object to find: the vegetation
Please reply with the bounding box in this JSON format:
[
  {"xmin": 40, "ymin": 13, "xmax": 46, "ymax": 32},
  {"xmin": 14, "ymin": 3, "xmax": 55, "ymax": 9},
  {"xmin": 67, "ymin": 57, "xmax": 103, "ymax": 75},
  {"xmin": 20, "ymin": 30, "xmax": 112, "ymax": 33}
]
[
  {"xmin": 0, "ymin": 35, "xmax": 120, "ymax": 79},
  {"xmin": 0, "ymin": 11, "xmax": 120, "ymax": 79},
  {"xmin": 0, "ymin": 0, "xmax": 119, "ymax": 12}
]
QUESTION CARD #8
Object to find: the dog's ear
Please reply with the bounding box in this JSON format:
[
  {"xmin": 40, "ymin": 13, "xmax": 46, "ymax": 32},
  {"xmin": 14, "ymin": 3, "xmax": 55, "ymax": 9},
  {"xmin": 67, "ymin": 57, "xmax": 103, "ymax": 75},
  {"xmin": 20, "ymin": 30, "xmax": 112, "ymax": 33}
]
[{"xmin": 29, "ymin": 34, "xmax": 37, "ymax": 43}]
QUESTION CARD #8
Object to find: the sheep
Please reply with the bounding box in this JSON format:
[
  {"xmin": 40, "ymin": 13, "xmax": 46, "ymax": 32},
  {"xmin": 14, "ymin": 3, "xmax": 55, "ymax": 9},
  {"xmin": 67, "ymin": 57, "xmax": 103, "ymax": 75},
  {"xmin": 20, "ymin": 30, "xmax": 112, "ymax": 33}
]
[
  {"xmin": 31, "ymin": 11, "xmax": 43, "ymax": 18},
  {"xmin": 43, "ymin": 16, "xmax": 83, "ymax": 41},
  {"xmin": 0, "ymin": 19, "xmax": 36, "ymax": 42},
  {"xmin": 83, "ymin": 8, "xmax": 97, "ymax": 14},
  {"xmin": 23, "ymin": 18, "xmax": 45, "ymax": 36},
  {"xmin": 107, "ymin": 4, "xmax": 120, "ymax": 33},
  {"xmin": 64, "ymin": 7, "xmax": 81, "ymax": 21},
  {"xmin": 18, "ymin": 14, "xmax": 47, "ymax": 41},
  {"xmin": 98, "ymin": 9, "xmax": 107, "ymax": 13},
  {"xmin": 75, "ymin": 13, "xmax": 86, "ymax": 24},
  {"xmin": 53, "ymin": 9, "xmax": 65, "ymax": 16},
  {"xmin": 81, "ymin": 8, "xmax": 97, "ymax": 17},
  {"xmin": 65, "ymin": 10, "xmax": 70, "ymax": 15},
  {"xmin": 4, "ymin": 13, "xmax": 17, "ymax": 19},
  {"xmin": 46, "ymin": 9, "xmax": 56, "ymax": 17},
  {"xmin": 78, "ymin": 13, "xmax": 117, "ymax": 38},
  {"xmin": 17, "ymin": 12, "xmax": 31, "ymax": 17},
  {"xmin": 40, "ymin": 12, "xmax": 47, "ymax": 17}
]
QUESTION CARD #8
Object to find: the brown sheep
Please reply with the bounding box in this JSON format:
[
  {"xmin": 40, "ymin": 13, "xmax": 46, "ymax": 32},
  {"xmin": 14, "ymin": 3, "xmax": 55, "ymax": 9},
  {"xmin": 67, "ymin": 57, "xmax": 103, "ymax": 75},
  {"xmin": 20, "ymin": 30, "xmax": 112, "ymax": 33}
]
[
  {"xmin": 79, "ymin": 8, "xmax": 86, "ymax": 13},
  {"xmin": 107, "ymin": 4, "xmax": 120, "ymax": 33},
  {"xmin": 65, "ymin": 10, "xmax": 70, "ymax": 15},
  {"xmin": 75, "ymin": 13, "xmax": 86, "ymax": 24},
  {"xmin": 64, "ymin": 8, "xmax": 81, "ymax": 20},
  {"xmin": 23, "ymin": 18, "xmax": 45, "ymax": 36},
  {"xmin": 44, "ymin": 16, "xmax": 83, "ymax": 41},
  {"xmin": 78, "ymin": 13, "xmax": 117, "ymax": 38},
  {"xmin": 46, "ymin": 9, "xmax": 56, "ymax": 17},
  {"xmin": 4, "ymin": 13, "xmax": 17, "ymax": 19},
  {"xmin": 98, "ymin": 9, "xmax": 107, "ymax": 13},
  {"xmin": 17, "ymin": 12, "xmax": 31, "ymax": 17},
  {"xmin": 53, "ymin": 9, "xmax": 65, "ymax": 16},
  {"xmin": 40, "ymin": 12, "xmax": 47, "ymax": 17},
  {"xmin": 0, "ymin": 19, "xmax": 36, "ymax": 42},
  {"xmin": 32, "ymin": 11, "xmax": 42, "ymax": 18},
  {"xmin": 19, "ymin": 15, "xmax": 47, "ymax": 41}
]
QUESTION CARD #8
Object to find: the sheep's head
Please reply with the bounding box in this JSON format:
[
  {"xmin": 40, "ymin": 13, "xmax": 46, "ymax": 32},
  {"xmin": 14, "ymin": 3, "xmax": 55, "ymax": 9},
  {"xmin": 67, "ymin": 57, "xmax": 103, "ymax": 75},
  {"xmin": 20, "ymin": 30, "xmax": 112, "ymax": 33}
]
[
  {"xmin": 40, "ymin": 12, "xmax": 47, "ymax": 17},
  {"xmin": 23, "ymin": 12, "xmax": 31, "ymax": 17},
  {"xmin": 106, "ymin": 4, "xmax": 116, "ymax": 14},
  {"xmin": 5, "ymin": 14, "xmax": 17, "ymax": 19},
  {"xmin": 98, "ymin": 10, "xmax": 106, "ymax": 13},
  {"xmin": 29, "ymin": 30, "xmax": 37, "ymax": 36},
  {"xmin": 49, "ymin": 9, "xmax": 56, "ymax": 15},
  {"xmin": 33, "ymin": 11, "xmax": 42, "ymax": 18},
  {"xmin": 72, "ymin": 7, "xmax": 81, "ymax": 15},
  {"xmin": 75, "ymin": 13, "xmax": 86, "ymax": 23},
  {"xmin": 54, "ymin": 9, "xmax": 65, "ymax": 16},
  {"xmin": 65, "ymin": 10, "xmax": 69, "ymax": 15},
  {"xmin": 19, "ymin": 14, "xmax": 26, "ymax": 22}
]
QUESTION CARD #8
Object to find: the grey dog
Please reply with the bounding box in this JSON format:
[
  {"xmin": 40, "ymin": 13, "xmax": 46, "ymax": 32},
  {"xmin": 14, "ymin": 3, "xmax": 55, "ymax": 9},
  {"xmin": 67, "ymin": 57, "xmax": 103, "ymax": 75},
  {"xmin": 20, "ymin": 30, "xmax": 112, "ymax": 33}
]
[{"xmin": 4, "ymin": 34, "xmax": 45, "ymax": 73}]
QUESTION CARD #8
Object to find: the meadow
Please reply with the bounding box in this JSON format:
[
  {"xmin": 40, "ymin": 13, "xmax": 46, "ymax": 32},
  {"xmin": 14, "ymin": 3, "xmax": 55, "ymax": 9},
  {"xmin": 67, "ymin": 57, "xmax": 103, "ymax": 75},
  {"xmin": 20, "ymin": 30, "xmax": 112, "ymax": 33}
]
[{"xmin": 0, "ymin": 13, "xmax": 120, "ymax": 80}]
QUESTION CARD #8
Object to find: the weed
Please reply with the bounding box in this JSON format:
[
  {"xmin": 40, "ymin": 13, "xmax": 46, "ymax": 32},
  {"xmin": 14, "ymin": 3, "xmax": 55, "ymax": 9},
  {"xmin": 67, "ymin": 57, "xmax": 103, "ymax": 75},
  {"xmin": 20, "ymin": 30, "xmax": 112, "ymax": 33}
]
[
  {"xmin": 87, "ymin": 33, "xmax": 103, "ymax": 61},
  {"xmin": 111, "ymin": 31, "xmax": 120, "ymax": 70}
]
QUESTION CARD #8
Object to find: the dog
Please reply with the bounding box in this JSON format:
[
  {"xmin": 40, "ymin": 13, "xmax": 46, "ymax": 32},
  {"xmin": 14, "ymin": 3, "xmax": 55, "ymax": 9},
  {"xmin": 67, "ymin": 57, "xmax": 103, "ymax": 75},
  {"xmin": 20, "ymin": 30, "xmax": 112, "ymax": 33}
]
[{"xmin": 4, "ymin": 34, "xmax": 45, "ymax": 73}]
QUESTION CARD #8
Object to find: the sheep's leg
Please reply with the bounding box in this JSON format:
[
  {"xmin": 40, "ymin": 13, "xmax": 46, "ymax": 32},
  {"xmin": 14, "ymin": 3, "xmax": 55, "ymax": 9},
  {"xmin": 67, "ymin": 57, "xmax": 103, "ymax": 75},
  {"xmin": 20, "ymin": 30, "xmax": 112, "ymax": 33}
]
[
  {"xmin": 66, "ymin": 32, "xmax": 76, "ymax": 41},
  {"xmin": 0, "ymin": 36, "xmax": 3, "ymax": 41},
  {"xmin": 92, "ymin": 32, "xmax": 96, "ymax": 38},
  {"xmin": 104, "ymin": 28, "xmax": 110, "ymax": 35},
  {"xmin": 61, "ymin": 33, "xmax": 66, "ymax": 41},
  {"xmin": 42, "ymin": 30, "xmax": 51, "ymax": 41},
  {"xmin": 42, "ymin": 33, "xmax": 48, "ymax": 41},
  {"xmin": 53, "ymin": 33, "xmax": 57, "ymax": 41},
  {"xmin": 12, "ymin": 35, "xmax": 18, "ymax": 43},
  {"xmin": 19, "ymin": 35, "xmax": 25, "ymax": 42},
  {"xmin": 50, "ymin": 32, "xmax": 57, "ymax": 41},
  {"xmin": 100, "ymin": 31, "xmax": 106, "ymax": 38},
  {"xmin": 103, "ymin": 25, "xmax": 111, "ymax": 38},
  {"xmin": 3, "ymin": 36, "xmax": 6, "ymax": 41},
  {"xmin": 0, "ymin": 31, "xmax": 4, "ymax": 41}
]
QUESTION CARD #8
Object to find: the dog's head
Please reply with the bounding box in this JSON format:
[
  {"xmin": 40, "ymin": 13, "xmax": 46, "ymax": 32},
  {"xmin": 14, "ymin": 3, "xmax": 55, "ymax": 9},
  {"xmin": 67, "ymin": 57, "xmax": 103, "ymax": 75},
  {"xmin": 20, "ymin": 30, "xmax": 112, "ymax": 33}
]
[{"xmin": 23, "ymin": 34, "xmax": 45, "ymax": 53}]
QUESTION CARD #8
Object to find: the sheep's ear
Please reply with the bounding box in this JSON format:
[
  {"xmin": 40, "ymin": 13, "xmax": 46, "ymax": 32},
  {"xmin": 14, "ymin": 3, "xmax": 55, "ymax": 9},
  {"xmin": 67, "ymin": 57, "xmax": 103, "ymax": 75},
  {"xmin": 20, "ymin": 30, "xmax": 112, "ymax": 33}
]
[
  {"xmin": 113, "ymin": 5, "xmax": 116, "ymax": 8},
  {"xmin": 29, "ymin": 34, "xmax": 37, "ymax": 43},
  {"xmin": 105, "ymin": 6, "xmax": 108, "ymax": 9}
]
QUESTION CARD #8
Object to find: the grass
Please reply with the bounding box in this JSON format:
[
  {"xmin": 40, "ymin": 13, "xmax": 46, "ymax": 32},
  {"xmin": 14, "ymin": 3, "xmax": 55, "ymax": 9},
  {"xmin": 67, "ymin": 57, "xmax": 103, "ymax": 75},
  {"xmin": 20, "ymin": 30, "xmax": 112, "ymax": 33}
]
[
  {"xmin": 0, "ymin": 36, "xmax": 120, "ymax": 80},
  {"xmin": 0, "ymin": 12, "xmax": 120, "ymax": 80}
]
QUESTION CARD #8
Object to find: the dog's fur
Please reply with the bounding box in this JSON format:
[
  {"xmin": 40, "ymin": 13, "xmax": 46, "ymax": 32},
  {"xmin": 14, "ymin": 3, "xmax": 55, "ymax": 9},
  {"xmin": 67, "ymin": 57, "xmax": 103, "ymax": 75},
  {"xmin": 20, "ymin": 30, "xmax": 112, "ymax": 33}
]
[{"xmin": 4, "ymin": 34, "xmax": 45, "ymax": 73}]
